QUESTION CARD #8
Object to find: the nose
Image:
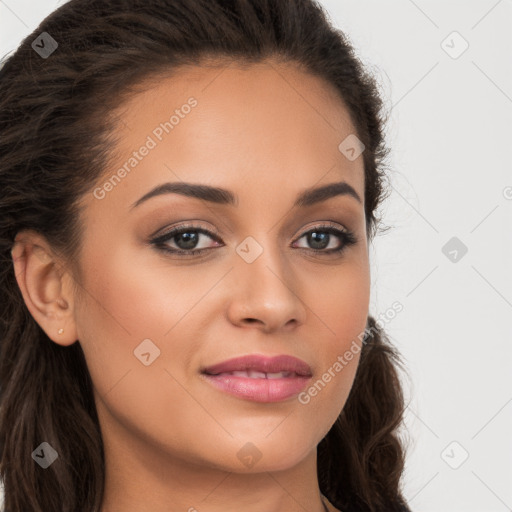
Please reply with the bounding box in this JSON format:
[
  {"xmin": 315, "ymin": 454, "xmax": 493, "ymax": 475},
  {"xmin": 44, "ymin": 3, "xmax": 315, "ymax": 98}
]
[{"xmin": 225, "ymin": 242, "xmax": 308, "ymax": 333}]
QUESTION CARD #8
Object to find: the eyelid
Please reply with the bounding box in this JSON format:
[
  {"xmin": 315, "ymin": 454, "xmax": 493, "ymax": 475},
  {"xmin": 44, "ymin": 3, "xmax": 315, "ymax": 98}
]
[
  {"xmin": 151, "ymin": 221, "xmax": 222, "ymax": 241},
  {"xmin": 295, "ymin": 220, "xmax": 349, "ymax": 237}
]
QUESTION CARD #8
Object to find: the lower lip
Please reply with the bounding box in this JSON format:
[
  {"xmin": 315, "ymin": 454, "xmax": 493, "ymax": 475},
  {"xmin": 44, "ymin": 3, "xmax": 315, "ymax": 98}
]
[{"xmin": 201, "ymin": 374, "xmax": 311, "ymax": 403}]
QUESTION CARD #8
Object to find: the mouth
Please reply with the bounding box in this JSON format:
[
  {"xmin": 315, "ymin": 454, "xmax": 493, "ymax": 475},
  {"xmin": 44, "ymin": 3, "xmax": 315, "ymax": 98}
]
[
  {"xmin": 200, "ymin": 354, "xmax": 312, "ymax": 403},
  {"xmin": 206, "ymin": 370, "xmax": 301, "ymax": 379},
  {"xmin": 201, "ymin": 354, "xmax": 313, "ymax": 377}
]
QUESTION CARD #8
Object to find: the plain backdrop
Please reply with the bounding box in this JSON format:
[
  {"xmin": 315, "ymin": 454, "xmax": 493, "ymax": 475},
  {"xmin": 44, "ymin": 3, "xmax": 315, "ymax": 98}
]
[{"xmin": 1, "ymin": 1, "xmax": 511, "ymax": 511}]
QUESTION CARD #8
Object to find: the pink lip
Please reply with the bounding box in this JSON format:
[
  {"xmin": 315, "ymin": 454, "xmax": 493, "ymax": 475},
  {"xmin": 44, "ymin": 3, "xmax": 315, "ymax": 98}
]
[
  {"xmin": 200, "ymin": 354, "xmax": 312, "ymax": 403},
  {"xmin": 201, "ymin": 354, "xmax": 312, "ymax": 376}
]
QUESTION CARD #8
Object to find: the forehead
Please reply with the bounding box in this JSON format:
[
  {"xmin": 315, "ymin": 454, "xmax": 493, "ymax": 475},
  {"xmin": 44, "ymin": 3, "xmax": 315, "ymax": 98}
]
[
  {"xmin": 83, "ymin": 59, "xmax": 364, "ymax": 218},
  {"xmin": 120, "ymin": 59, "xmax": 357, "ymax": 141}
]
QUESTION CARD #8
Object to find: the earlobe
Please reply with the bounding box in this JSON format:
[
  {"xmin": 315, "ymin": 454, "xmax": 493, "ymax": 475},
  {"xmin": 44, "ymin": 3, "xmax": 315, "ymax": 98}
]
[{"xmin": 10, "ymin": 230, "xmax": 78, "ymax": 346}]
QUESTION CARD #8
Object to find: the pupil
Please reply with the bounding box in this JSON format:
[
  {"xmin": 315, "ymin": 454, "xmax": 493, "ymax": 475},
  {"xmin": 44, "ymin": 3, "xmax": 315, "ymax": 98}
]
[
  {"xmin": 177, "ymin": 232, "xmax": 198, "ymax": 250},
  {"xmin": 309, "ymin": 231, "xmax": 329, "ymax": 249}
]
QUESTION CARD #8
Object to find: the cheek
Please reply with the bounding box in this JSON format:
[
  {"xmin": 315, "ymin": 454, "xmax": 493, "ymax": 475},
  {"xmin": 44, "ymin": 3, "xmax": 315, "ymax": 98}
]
[
  {"xmin": 298, "ymin": 260, "xmax": 369, "ymax": 430},
  {"xmin": 75, "ymin": 244, "xmax": 201, "ymax": 340},
  {"xmin": 313, "ymin": 256, "xmax": 370, "ymax": 345},
  {"xmin": 72, "ymin": 251, "xmax": 162, "ymax": 396},
  {"xmin": 73, "ymin": 244, "xmax": 219, "ymax": 400}
]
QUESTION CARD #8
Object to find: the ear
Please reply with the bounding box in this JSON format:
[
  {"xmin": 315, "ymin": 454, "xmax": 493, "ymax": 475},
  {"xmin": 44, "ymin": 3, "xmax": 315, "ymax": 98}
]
[{"xmin": 10, "ymin": 229, "xmax": 78, "ymax": 346}]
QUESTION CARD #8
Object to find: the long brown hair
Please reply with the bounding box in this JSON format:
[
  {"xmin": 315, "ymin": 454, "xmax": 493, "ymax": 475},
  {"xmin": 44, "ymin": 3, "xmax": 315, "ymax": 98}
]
[{"xmin": 0, "ymin": 1, "xmax": 411, "ymax": 510}]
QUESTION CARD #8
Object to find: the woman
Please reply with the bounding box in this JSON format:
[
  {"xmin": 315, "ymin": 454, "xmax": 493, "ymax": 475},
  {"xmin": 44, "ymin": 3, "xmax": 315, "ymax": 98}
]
[{"xmin": 0, "ymin": 1, "xmax": 412, "ymax": 511}]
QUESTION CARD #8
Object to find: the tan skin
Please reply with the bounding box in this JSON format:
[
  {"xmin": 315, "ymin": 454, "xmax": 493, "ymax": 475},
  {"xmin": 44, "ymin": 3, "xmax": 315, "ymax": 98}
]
[{"xmin": 11, "ymin": 59, "xmax": 369, "ymax": 512}]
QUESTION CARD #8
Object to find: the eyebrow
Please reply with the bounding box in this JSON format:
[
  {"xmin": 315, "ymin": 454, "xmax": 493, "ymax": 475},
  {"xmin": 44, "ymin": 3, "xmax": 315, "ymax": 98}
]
[{"xmin": 130, "ymin": 180, "xmax": 362, "ymax": 210}]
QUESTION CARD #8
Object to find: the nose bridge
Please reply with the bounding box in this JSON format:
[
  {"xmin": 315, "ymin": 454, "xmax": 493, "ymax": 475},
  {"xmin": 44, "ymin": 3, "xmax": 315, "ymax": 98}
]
[
  {"xmin": 228, "ymin": 231, "xmax": 306, "ymax": 329},
  {"xmin": 236, "ymin": 231, "xmax": 290, "ymax": 291}
]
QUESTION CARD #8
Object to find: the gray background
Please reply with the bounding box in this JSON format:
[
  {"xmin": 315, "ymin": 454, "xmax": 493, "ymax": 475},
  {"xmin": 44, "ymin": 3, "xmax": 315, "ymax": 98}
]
[{"xmin": 1, "ymin": 1, "xmax": 511, "ymax": 510}]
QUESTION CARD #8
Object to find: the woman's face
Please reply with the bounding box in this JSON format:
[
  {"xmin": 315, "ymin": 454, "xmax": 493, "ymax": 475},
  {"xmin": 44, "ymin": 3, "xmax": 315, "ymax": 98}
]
[{"xmin": 71, "ymin": 59, "xmax": 370, "ymax": 474}]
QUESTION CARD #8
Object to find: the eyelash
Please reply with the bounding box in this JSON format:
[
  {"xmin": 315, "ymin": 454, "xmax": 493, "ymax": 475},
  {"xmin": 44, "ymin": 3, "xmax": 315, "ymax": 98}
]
[{"xmin": 150, "ymin": 222, "xmax": 358, "ymax": 258}]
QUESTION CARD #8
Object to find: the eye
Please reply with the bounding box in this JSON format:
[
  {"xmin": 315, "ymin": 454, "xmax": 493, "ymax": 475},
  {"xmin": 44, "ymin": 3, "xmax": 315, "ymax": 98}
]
[
  {"xmin": 292, "ymin": 223, "xmax": 358, "ymax": 255},
  {"xmin": 150, "ymin": 222, "xmax": 222, "ymax": 256},
  {"xmin": 150, "ymin": 222, "xmax": 357, "ymax": 257}
]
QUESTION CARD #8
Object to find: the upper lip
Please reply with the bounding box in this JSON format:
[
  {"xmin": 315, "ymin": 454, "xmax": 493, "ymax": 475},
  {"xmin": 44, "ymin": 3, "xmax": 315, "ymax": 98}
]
[{"xmin": 201, "ymin": 354, "xmax": 312, "ymax": 377}]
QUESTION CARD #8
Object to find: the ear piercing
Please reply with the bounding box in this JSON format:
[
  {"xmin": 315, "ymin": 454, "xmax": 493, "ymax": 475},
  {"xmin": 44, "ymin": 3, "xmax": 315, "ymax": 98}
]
[{"xmin": 58, "ymin": 328, "xmax": 64, "ymax": 335}]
